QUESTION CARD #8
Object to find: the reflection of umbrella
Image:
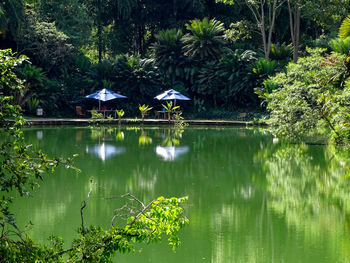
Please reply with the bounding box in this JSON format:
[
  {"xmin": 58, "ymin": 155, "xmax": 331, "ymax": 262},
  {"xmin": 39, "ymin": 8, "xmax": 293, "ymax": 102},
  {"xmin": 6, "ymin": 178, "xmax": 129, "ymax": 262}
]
[
  {"xmin": 85, "ymin": 88, "xmax": 127, "ymax": 109},
  {"xmin": 86, "ymin": 142, "xmax": 125, "ymax": 161},
  {"xmin": 156, "ymin": 145, "xmax": 189, "ymax": 161},
  {"xmin": 155, "ymin": 89, "xmax": 190, "ymax": 106}
]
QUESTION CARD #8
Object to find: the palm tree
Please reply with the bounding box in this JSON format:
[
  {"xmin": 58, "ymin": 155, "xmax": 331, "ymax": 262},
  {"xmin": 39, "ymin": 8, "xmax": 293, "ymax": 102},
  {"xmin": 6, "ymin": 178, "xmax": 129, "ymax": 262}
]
[
  {"xmin": 339, "ymin": 15, "xmax": 350, "ymax": 38},
  {"xmin": 139, "ymin": 104, "xmax": 153, "ymax": 123},
  {"xmin": 182, "ymin": 18, "xmax": 227, "ymax": 61},
  {"xmin": 15, "ymin": 64, "xmax": 46, "ymax": 106},
  {"xmin": 152, "ymin": 29, "xmax": 186, "ymax": 85},
  {"xmin": 162, "ymin": 101, "xmax": 180, "ymax": 122}
]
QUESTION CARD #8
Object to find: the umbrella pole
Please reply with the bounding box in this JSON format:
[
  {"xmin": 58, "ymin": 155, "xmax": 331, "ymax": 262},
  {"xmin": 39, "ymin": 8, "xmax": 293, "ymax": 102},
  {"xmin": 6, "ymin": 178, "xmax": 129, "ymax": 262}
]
[{"xmin": 99, "ymin": 100, "xmax": 101, "ymax": 110}]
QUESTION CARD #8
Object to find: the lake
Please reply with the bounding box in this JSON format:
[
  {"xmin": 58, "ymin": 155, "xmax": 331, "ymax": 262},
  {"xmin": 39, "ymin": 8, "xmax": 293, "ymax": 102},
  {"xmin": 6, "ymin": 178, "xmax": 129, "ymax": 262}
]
[{"xmin": 12, "ymin": 126, "xmax": 350, "ymax": 262}]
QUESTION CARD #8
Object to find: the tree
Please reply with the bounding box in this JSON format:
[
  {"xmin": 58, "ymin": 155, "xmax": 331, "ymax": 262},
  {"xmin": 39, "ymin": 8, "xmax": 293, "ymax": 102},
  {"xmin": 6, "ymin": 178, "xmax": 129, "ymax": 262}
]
[
  {"xmin": 286, "ymin": 0, "xmax": 350, "ymax": 62},
  {"xmin": 217, "ymin": 0, "xmax": 286, "ymax": 59},
  {"xmin": 139, "ymin": 104, "xmax": 153, "ymax": 122},
  {"xmin": 195, "ymin": 49, "xmax": 259, "ymax": 109},
  {"xmin": 245, "ymin": 0, "xmax": 286, "ymax": 59},
  {"xmin": 182, "ymin": 18, "xmax": 227, "ymax": 61},
  {"xmin": 162, "ymin": 101, "xmax": 180, "ymax": 122},
  {"xmin": 111, "ymin": 55, "xmax": 161, "ymax": 113},
  {"xmin": 85, "ymin": 0, "xmax": 113, "ymax": 62},
  {"xmin": 0, "ymin": 0, "xmax": 24, "ymax": 47},
  {"xmin": 264, "ymin": 48, "xmax": 350, "ymax": 143},
  {"xmin": 16, "ymin": 8, "xmax": 73, "ymax": 72},
  {"xmin": 286, "ymin": 0, "xmax": 300, "ymax": 62},
  {"xmin": 36, "ymin": 0, "xmax": 93, "ymax": 48},
  {"xmin": 152, "ymin": 28, "xmax": 186, "ymax": 85}
]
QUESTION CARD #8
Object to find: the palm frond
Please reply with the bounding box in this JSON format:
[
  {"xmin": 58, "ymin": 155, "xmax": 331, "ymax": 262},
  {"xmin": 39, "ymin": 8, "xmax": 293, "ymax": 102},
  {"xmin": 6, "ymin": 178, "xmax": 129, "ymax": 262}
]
[{"xmin": 339, "ymin": 15, "xmax": 350, "ymax": 38}]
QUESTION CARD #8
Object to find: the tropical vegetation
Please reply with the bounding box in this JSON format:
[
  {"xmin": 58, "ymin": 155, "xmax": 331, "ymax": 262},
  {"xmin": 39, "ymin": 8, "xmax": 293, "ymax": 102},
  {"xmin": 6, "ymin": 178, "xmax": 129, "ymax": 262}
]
[{"xmin": 1, "ymin": 0, "xmax": 349, "ymax": 119}]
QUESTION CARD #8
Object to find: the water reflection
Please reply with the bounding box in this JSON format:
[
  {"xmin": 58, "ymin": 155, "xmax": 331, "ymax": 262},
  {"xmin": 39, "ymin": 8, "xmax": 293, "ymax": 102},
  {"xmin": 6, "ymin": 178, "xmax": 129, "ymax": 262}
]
[
  {"xmin": 86, "ymin": 142, "xmax": 125, "ymax": 161},
  {"xmin": 116, "ymin": 128, "xmax": 124, "ymax": 141},
  {"xmin": 156, "ymin": 146, "xmax": 189, "ymax": 161},
  {"xmin": 36, "ymin": 130, "xmax": 43, "ymax": 140},
  {"xmin": 126, "ymin": 166, "xmax": 158, "ymax": 200},
  {"xmin": 258, "ymin": 142, "xmax": 350, "ymax": 261},
  {"xmin": 90, "ymin": 126, "xmax": 121, "ymax": 141},
  {"xmin": 15, "ymin": 127, "xmax": 350, "ymax": 263},
  {"xmin": 156, "ymin": 128, "xmax": 189, "ymax": 161},
  {"xmin": 138, "ymin": 128, "xmax": 152, "ymax": 146},
  {"xmin": 87, "ymin": 127, "xmax": 126, "ymax": 161}
]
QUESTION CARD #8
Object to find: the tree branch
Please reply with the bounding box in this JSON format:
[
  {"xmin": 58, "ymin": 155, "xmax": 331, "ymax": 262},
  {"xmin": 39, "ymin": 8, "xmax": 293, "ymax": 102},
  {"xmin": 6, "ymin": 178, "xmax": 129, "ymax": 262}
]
[
  {"xmin": 80, "ymin": 179, "xmax": 93, "ymax": 235},
  {"xmin": 127, "ymin": 200, "xmax": 155, "ymax": 226}
]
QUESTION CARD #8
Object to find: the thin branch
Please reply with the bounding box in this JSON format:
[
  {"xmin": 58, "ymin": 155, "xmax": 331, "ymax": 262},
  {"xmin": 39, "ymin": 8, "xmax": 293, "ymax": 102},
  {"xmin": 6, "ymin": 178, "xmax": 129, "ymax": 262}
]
[
  {"xmin": 245, "ymin": 0, "xmax": 261, "ymax": 24},
  {"xmin": 121, "ymin": 193, "xmax": 146, "ymax": 209},
  {"xmin": 128, "ymin": 200, "xmax": 156, "ymax": 226},
  {"xmin": 80, "ymin": 179, "xmax": 93, "ymax": 235}
]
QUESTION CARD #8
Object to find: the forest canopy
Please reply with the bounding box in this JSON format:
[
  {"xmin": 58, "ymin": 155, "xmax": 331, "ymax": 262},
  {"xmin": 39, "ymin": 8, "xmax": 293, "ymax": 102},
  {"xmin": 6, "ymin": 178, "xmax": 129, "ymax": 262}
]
[{"xmin": 1, "ymin": 0, "xmax": 350, "ymax": 139}]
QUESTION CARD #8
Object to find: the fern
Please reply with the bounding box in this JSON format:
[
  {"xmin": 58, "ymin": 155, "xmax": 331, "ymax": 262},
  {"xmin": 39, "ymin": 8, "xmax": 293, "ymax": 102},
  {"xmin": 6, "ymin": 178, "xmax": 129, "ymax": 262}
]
[{"xmin": 329, "ymin": 37, "xmax": 350, "ymax": 55}]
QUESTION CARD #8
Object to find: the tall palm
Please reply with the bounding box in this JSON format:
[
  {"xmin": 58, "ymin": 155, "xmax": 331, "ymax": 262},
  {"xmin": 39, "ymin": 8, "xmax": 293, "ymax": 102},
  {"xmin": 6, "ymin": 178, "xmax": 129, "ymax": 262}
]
[
  {"xmin": 182, "ymin": 18, "xmax": 227, "ymax": 61},
  {"xmin": 152, "ymin": 28, "xmax": 186, "ymax": 84},
  {"xmin": 339, "ymin": 15, "xmax": 350, "ymax": 38}
]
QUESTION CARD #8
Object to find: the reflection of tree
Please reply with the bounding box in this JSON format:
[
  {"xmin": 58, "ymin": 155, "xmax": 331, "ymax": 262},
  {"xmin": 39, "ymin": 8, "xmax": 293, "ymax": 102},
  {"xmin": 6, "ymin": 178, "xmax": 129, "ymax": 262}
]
[
  {"xmin": 261, "ymin": 143, "xmax": 350, "ymax": 261},
  {"xmin": 264, "ymin": 144, "xmax": 350, "ymax": 215},
  {"xmin": 90, "ymin": 126, "xmax": 118, "ymax": 141},
  {"xmin": 210, "ymin": 200, "xmax": 277, "ymax": 263},
  {"xmin": 126, "ymin": 166, "xmax": 158, "ymax": 201},
  {"xmin": 138, "ymin": 128, "xmax": 152, "ymax": 146},
  {"xmin": 116, "ymin": 127, "xmax": 124, "ymax": 141},
  {"xmin": 161, "ymin": 128, "xmax": 182, "ymax": 146}
]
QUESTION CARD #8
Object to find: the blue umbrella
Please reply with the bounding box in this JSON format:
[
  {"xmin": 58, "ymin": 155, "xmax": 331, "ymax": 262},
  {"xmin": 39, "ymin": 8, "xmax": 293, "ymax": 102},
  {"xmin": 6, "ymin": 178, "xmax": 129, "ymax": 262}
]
[
  {"xmin": 85, "ymin": 88, "xmax": 127, "ymax": 109},
  {"xmin": 155, "ymin": 89, "xmax": 190, "ymax": 106}
]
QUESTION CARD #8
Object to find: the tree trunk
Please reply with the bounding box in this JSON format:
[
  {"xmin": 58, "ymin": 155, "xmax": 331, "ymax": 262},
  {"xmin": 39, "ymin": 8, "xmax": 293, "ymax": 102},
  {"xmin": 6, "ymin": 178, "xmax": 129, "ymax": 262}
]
[
  {"xmin": 287, "ymin": 0, "xmax": 301, "ymax": 63},
  {"xmin": 97, "ymin": 21, "xmax": 102, "ymax": 63},
  {"xmin": 293, "ymin": 7, "xmax": 301, "ymax": 62},
  {"xmin": 266, "ymin": 0, "xmax": 279, "ymax": 60},
  {"xmin": 246, "ymin": 0, "xmax": 284, "ymax": 60},
  {"xmin": 134, "ymin": 25, "xmax": 139, "ymax": 55},
  {"xmin": 260, "ymin": 1, "xmax": 268, "ymax": 59}
]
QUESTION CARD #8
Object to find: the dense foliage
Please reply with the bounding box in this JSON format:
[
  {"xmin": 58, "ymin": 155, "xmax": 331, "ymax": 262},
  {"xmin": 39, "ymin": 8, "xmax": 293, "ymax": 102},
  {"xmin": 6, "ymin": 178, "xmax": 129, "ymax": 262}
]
[
  {"xmin": 261, "ymin": 47, "xmax": 350, "ymax": 143},
  {"xmin": 1, "ymin": 0, "xmax": 349, "ymax": 117}
]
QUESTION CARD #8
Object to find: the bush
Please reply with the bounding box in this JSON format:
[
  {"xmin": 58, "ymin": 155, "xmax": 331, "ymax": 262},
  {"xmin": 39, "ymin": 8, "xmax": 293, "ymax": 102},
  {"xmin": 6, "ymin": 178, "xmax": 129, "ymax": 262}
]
[{"xmin": 265, "ymin": 48, "xmax": 350, "ymax": 143}]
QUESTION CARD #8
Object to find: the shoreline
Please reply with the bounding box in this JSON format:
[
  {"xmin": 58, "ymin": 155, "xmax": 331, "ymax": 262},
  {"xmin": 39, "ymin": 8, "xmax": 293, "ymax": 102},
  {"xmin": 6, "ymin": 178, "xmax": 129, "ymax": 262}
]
[{"xmin": 24, "ymin": 118, "xmax": 261, "ymax": 126}]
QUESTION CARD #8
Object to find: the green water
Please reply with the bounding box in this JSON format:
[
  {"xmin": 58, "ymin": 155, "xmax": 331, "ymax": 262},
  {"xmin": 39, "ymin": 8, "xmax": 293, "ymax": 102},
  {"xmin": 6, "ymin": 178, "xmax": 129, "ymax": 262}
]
[{"xmin": 12, "ymin": 126, "xmax": 350, "ymax": 262}]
